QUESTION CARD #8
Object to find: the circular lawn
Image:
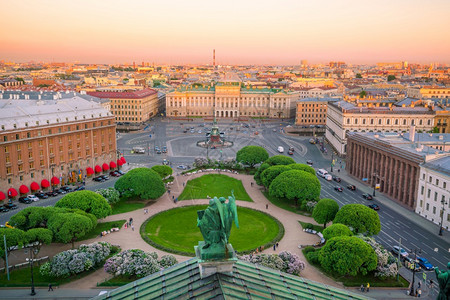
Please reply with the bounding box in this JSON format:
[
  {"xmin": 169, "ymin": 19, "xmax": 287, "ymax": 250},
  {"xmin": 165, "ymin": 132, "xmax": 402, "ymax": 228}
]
[{"xmin": 141, "ymin": 205, "xmax": 283, "ymax": 256}]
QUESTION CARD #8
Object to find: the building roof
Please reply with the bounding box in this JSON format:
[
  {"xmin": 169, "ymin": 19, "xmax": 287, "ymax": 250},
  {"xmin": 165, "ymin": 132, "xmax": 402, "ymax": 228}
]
[
  {"xmin": 422, "ymin": 155, "xmax": 450, "ymax": 177},
  {"xmin": 86, "ymin": 88, "xmax": 157, "ymax": 99},
  {"xmin": 403, "ymin": 132, "xmax": 450, "ymax": 144},
  {"xmin": 297, "ymin": 97, "xmax": 340, "ymax": 103},
  {"xmin": 330, "ymin": 100, "xmax": 434, "ymax": 115},
  {"xmin": 92, "ymin": 258, "xmax": 371, "ymax": 300}
]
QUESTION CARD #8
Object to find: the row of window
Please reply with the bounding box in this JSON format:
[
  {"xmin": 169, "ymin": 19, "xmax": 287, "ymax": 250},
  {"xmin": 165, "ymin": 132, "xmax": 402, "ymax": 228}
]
[
  {"xmin": 345, "ymin": 118, "xmax": 432, "ymax": 126},
  {"xmin": 1, "ymin": 115, "xmax": 108, "ymax": 131},
  {"xmin": 421, "ymin": 173, "xmax": 448, "ymax": 189}
]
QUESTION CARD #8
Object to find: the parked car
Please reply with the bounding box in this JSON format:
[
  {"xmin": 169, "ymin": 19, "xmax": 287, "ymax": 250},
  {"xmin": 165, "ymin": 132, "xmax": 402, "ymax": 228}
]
[
  {"xmin": 306, "ymin": 160, "xmax": 313, "ymax": 166},
  {"xmin": 334, "ymin": 186, "xmax": 343, "ymax": 192},
  {"xmin": 110, "ymin": 171, "xmax": 120, "ymax": 177},
  {"xmin": 392, "ymin": 246, "xmax": 409, "ymax": 258},
  {"xmin": 54, "ymin": 188, "xmax": 66, "ymax": 194},
  {"xmin": 403, "ymin": 257, "xmax": 421, "ymax": 271},
  {"xmin": 289, "ymin": 146, "xmax": 295, "ymax": 152},
  {"xmin": 34, "ymin": 192, "xmax": 49, "ymax": 199},
  {"xmin": 100, "ymin": 175, "xmax": 109, "ymax": 181},
  {"xmin": 162, "ymin": 146, "xmax": 167, "ymax": 153},
  {"xmin": 93, "ymin": 176, "xmax": 105, "ymax": 182},
  {"xmin": 156, "ymin": 150, "xmax": 162, "ymax": 154},
  {"xmin": 117, "ymin": 170, "xmax": 125, "ymax": 175},
  {"xmin": 347, "ymin": 184, "xmax": 356, "ymax": 191},
  {"xmin": 417, "ymin": 257, "xmax": 434, "ymax": 271},
  {"xmin": 61, "ymin": 186, "xmax": 73, "ymax": 192},
  {"xmin": 4, "ymin": 203, "xmax": 18, "ymax": 210},
  {"xmin": 45, "ymin": 191, "xmax": 58, "ymax": 197},
  {"xmin": 73, "ymin": 185, "xmax": 85, "ymax": 191},
  {"xmin": 27, "ymin": 195, "xmax": 40, "ymax": 202},
  {"xmin": 332, "ymin": 176, "xmax": 341, "ymax": 183},
  {"xmin": 288, "ymin": 150, "xmax": 294, "ymax": 155},
  {"xmin": 19, "ymin": 196, "xmax": 32, "ymax": 204},
  {"xmin": 0, "ymin": 206, "xmax": 10, "ymax": 213},
  {"xmin": 177, "ymin": 165, "xmax": 187, "ymax": 170},
  {"xmin": 362, "ymin": 193, "xmax": 374, "ymax": 200},
  {"xmin": 368, "ymin": 204, "xmax": 380, "ymax": 211}
]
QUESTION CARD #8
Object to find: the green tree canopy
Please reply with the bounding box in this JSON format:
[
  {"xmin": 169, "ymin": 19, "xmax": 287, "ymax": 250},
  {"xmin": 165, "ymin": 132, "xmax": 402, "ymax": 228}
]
[
  {"xmin": 47, "ymin": 213, "xmax": 96, "ymax": 248},
  {"xmin": 322, "ymin": 224, "xmax": 353, "ymax": 240},
  {"xmin": 359, "ymin": 90, "xmax": 367, "ymax": 98},
  {"xmin": 312, "ymin": 198, "xmax": 340, "ymax": 228},
  {"xmin": 260, "ymin": 165, "xmax": 292, "ymax": 188},
  {"xmin": 265, "ymin": 155, "xmax": 295, "ymax": 166},
  {"xmin": 55, "ymin": 190, "xmax": 112, "ymax": 219},
  {"xmin": 151, "ymin": 165, "xmax": 173, "ymax": 179},
  {"xmin": 287, "ymin": 163, "xmax": 315, "ymax": 176},
  {"xmin": 9, "ymin": 206, "xmax": 65, "ymax": 230},
  {"xmin": 25, "ymin": 228, "xmax": 53, "ymax": 256},
  {"xmin": 254, "ymin": 162, "xmax": 270, "ymax": 185},
  {"xmin": 0, "ymin": 228, "xmax": 26, "ymax": 270},
  {"xmin": 269, "ymin": 170, "xmax": 321, "ymax": 205},
  {"xmin": 356, "ymin": 73, "xmax": 362, "ymax": 78},
  {"xmin": 236, "ymin": 146, "xmax": 269, "ymax": 167},
  {"xmin": 318, "ymin": 236, "xmax": 377, "ymax": 276},
  {"xmin": 387, "ymin": 75, "xmax": 396, "ymax": 81},
  {"xmin": 114, "ymin": 167, "xmax": 165, "ymax": 200},
  {"xmin": 333, "ymin": 204, "xmax": 381, "ymax": 236}
]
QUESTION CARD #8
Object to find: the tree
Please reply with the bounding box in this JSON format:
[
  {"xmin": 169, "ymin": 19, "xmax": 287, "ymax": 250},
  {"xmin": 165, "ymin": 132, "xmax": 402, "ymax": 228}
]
[
  {"xmin": 265, "ymin": 155, "xmax": 295, "ymax": 166},
  {"xmin": 312, "ymin": 198, "xmax": 339, "ymax": 228},
  {"xmin": 151, "ymin": 165, "xmax": 173, "ymax": 179},
  {"xmin": 359, "ymin": 90, "xmax": 367, "ymax": 98},
  {"xmin": 333, "ymin": 204, "xmax": 381, "ymax": 236},
  {"xmin": 55, "ymin": 190, "xmax": 112, "ymax": 219},
  {"xmin": 47, "ymin": 213, "xmax": 95, "ymax": 249},
  {"xmin": 356, "ymin": 73, "xmax": 362, "ymax": 79},
  {"xmin": 260, "ymin": 165, "xmax": 291, "ymax": 188},
  {"xmin": 0, "ymin": 228, "xmax": 25, "ymax": 272},
  {"xmin": 236, "ymin": 146, "xmax": 269, "ymax": 168},
  {"xmin": 96, "ymin": 188, "xmax": 120, "ymax": 204},
  {"xmin": 387, "ymin": 75, "xmax": 396, "ymax": 81},
  {"xmin": 318, "ymin": 236, "xmax": 377, "ymax": 276},
  {"xmin": 269, "ymin": 170, "xmax": 321, "ymax": 205},
  {"xmin": 322, "ymin": 224, "xmax": 353, "ymax": 240},
  {"xmin": 254, "ymin": 162, "xmax": 270, "ymax": 186},
  {"xmin": 25, "ymin": 228, "xmax": 53, "ymax": 257},
  {"xmin": 114, "ymin": 167, "xmax": 165, "ymax": 200},
  {"xmin": 287, "ymin": 163, "xmax": 315, "ymax": 176},
  {"xmin": 9, "ymin": 206, "xmax": 62, "ymax": 230}
]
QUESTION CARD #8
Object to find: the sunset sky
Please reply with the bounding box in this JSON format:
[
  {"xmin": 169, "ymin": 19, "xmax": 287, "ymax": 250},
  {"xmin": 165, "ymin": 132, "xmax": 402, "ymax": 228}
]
[{"xmin": 1, "ymin": 0, "xmax": 449, "ymax": 65}]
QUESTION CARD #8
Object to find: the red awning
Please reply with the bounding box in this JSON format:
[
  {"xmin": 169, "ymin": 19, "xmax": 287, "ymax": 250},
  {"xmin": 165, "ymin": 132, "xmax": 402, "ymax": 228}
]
[
  {"xmin": 51, "ymin": 176, "xmax": 60, "ymax": 185},
  {"xmin": 30, "ymin": 182, "xmax": 40, "ymax": 191},
  {"xmin": 117, "ymin": 159, "xmax": 123, "ymax": 166},
  {"xmin": 7, "ymin": 188, "xmax": 18, "ymax": 198},
  {"xmin": 0, "ymin": 191, "xmax": 5, "ymax": 201},
  {"xmin": 95, "ymin": 165, "xmax": 102, "ymax": 173},
  {"xmin": 110, "ymin": 161, "xmax": 117, "ymax": 169},
  {"xmin": 102, "ymin": 163, "xmax": 110, "ymax": 171},
  {"xmin": 41, "ymin": 179, "xmax": 50, "ymax": 188},
  {"xmin": 86, "ymin": 167, "xmax": 94, "ymax": 175},
  {"xmin": 120, "ymin": 157, "xmax": 126, "ymax": 164},
  {"xmin": 19, "ymin": 185, "xmax": 29, "ymax": 194}
]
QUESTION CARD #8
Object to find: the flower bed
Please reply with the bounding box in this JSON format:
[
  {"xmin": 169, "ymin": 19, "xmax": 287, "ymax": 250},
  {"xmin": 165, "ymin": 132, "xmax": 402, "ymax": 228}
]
[{"xmin": 239, "ymin": 251, "xmax": 305, "ymax": 276}]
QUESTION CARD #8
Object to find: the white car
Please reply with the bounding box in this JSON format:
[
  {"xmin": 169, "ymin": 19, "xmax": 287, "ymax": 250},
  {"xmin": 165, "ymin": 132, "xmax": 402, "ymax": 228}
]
[{"xmin": 27, "ymin": 195, "xmax": 39, "ymax": 202}]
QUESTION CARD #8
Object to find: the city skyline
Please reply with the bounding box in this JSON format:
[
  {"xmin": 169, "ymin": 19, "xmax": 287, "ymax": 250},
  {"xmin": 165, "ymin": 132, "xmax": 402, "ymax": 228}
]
[{"xmin": 1, "ymin": 0, "xmax": 450, "ymax": 64}]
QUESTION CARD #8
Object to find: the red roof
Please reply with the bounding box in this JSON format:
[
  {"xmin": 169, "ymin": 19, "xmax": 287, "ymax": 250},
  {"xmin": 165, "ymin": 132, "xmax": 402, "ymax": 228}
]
[
  {"xmin": 7, "ymin": 188, "xmax": 18, "ymax": 198},
  {"xmin": 102, "ymin": 163, "xmax": 110, "ymax": 171},
  {"xmin": 86, "ymin": 167, "xmax": 94, "ymax": 175},
  {"xmin": 51, "ymin": 177, "xmax": 60, "ymax": 185},
  {"xmin": 30, "ymin": 182, "xmax": 40, "ymax": 191},
  {"xmin": 95, "ymin": 165, "xmax": 102, "ymax": 173},
  {"xmin": 86, "ymin": 88, "xmax": 157, "ymax": 99},
  {"xmin": 110, "ymin": 161, "xmax": 117, "ymax": 169},
  {"xmin": 19, "ymin": 185, "xmax": 29, "ymax": 194},
  {"xmin": 41, "ymin": 179, "xmax": 50, "ymax": 188}
]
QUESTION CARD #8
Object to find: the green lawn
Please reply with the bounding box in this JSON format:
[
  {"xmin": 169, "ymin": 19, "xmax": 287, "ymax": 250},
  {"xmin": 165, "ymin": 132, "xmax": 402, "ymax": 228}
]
[
  {"xmin": 178, "ymin": 174, "xmax": 252, "ymax": 202},
  {"xmin": 142, "ymin": 205, "xmax": 282, "ymax": 255},
  {"xmin": 302, "ymin": 248, "xmax": 409, "ymax": 287},
  {"xmin": 262, "ymin": 191, "xmax": 311, "ymax": 216},
  {"xmin": 79, "ymin": 220, "xmax": 126, "ymax": 241},
  {"xmin": 111, "ymin": 199, "xmax": 145, "ymax": 215}
]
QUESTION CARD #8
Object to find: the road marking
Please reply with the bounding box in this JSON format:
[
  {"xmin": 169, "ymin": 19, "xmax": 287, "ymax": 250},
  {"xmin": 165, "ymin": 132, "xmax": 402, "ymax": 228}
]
[
  {"xmin": 384, "ymin": 211, "xmax": 394, "ymax": 218},
  {"xmin": 412, "ymin": 230, "xmax": 429, "ymax": 241},
  {"xmin": 381, "ymin": 229, "xmax": 404, "ymax": 243}
]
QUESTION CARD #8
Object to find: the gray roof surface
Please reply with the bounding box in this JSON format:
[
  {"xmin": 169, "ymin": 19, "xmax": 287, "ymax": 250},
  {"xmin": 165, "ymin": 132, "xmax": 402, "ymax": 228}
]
[
  {"xmin": 422, "ymin": 155, "xmax": 450, "ymax": 177},
  {"xmin": 297, "ymin": 97, "xmax": 340, "ymax": 103}
]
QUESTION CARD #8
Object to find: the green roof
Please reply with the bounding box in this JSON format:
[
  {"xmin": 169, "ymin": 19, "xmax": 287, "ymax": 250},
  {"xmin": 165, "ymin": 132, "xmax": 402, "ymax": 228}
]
[{"xmin": 92, "ymin": 258, "xmax": 373, "ymax": 300}]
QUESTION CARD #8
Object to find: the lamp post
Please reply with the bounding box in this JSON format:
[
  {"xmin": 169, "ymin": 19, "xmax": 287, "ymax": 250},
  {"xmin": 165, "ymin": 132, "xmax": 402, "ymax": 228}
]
[
  {"xmin": 25, "ymin": 247, "xmax": 38, "ymax": 296},
  {"xmin": 409, "ymin": 248, "xmax": 420, "ymax": 297},
  {"xmin": 372, "ymin": 169, "xmax": 378, "ymax": 196},
  {"xmin": 439, "ymin": 199, "xmax": 448, "ymax": 236},
  {"xmin": 331, "ymin": 152, "xmax": 334, "ymax": 172}
]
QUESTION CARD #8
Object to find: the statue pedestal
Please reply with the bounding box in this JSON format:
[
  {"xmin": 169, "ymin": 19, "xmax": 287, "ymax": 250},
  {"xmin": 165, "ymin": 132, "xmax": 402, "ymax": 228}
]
[{"xmin": 195, "ymin": 242, "xmax": 237, "ymax": 278}]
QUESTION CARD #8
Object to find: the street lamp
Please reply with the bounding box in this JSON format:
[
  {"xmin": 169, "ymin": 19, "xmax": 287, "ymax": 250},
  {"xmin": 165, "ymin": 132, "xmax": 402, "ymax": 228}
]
[
  {"xmin": 25, "ymin": 247, "xmax": 38, "ymax": 296},
  {"xmin": 409, "ymin": 248, "xmax": 421, "ymax": 297},
  {"xmin": 439, "ymin": 199, "xmax": 448, "ymax": 236},
  {"xmin": 331, "ymin": 152, "xmax": 334, "ymax": 172},
  {"xmin": 372, "ymin": 169, "xmax": 378, "ymax": 197}
]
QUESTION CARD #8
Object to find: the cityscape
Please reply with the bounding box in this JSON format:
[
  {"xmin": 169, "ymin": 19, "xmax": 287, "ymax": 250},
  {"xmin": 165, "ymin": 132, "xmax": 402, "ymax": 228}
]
[{"xmin": 0, "ymin": 1, "xmax": 449, "ymax": 299}]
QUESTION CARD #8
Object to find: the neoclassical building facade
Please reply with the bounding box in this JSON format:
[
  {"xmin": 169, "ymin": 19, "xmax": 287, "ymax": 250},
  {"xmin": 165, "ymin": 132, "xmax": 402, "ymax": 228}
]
[{"xmin": 166, "ymin": 82, "xmax": 298, "ymax": 119}]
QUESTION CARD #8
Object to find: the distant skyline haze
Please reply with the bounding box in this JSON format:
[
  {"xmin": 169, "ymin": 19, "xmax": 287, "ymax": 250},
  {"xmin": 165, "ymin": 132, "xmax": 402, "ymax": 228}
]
[{"xmin": 1, "ymin": 0, "xmax": 449, "ymax": 64}]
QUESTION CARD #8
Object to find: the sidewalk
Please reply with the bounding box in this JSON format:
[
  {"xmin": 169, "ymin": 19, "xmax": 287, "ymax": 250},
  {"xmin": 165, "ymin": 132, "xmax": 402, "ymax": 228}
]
[{"xmin": 0, "ymin": 288, "xmax": 110, "ymax": 300}]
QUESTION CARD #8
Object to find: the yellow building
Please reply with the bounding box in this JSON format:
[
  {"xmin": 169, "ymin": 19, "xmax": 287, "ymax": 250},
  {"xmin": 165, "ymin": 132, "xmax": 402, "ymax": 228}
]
[{"xmin": 407, "ymin": 86, "xmax": 450, "ymax": 99}]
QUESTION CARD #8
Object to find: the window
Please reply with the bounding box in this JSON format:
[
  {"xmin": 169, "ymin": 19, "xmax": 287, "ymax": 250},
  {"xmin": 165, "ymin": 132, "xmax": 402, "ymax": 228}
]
[
  {"xmin": 16, "ymin": 134, "xmax": 19, "ymax": 140},
  {"xmin": 17, "ymin": 144, "xmax": 21, "ymax": 151},
  {"xmin": 429, "ymin": 176, "xmax": 432, "ymax": 182},
  {"xmin": 420, "ymin": 186, "xmax": 424, "ymax": 195},
  {"xmin": 433, "ymin": 206, "xmax": 436, "ymax": 214},
  {"xmin": 386, "ymin": 119, "xmax": 390, "ymax": 125},
  {"xmin": 426, "ymin": 203, "xmax": 429, "ymax": 211},
  {"xmin": 436, "ymin": 179, "xmax": 439, "ymax": 186},
  {"xmin": 6, "ymin": 167, "xmax": 12, "ymax": 174},
  {"xmin": 444, "ymin": 182, "xmax": 447, "ymax": 189},
  {"xmin": 18, "ymin": 153, "xmax": 22, "ymax": 161},
  {"xmin": 427, "ymin": 189, "xmax": 431, "ymax": 198},
  {"xmin": 435, "ymin": 192, "xmax": 438, "ymax": 201}
]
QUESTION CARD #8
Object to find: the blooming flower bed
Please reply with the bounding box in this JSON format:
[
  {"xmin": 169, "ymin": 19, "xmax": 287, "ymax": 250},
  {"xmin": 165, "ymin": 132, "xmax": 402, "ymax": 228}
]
[{"xmin": 239, "ymin": 251, "xmax": 305, "ymax": 275}]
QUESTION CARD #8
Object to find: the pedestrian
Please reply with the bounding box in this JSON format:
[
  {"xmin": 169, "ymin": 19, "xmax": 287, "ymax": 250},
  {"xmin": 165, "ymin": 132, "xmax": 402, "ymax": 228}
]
[
  {"xmin": 124, "ymin": 222, "xmax": 128, "ymax": 229},
  {"xmin": 429, "ymin": 279, "xmax": 434, "ymax": 289},
  {"xmin": 276, "ymin": 242, "xmax": 279, "ymax": 248},
  {"xmin": 415, "ymin": 289, "xmax": 418, "ymax": 297},
  {"xmin": 273, "ymin": 244, "xmax": 276, "ymax": 251},
  {"xmin": 360, "ymin": 284, "xmax": 364, "ymax": 292},
  {"xmin": 183, "ymin": 182, "xmax": 185, "ymax": 187},
  {"xmin": 131, "ymin": 224, "xmax": 134, "ymax": 231},
  {"xmin": 366, "ymin": 283, "xmax": 370, "ymax": 292},
  {"xmin": 338, "ymin": 168, "xmax": 340, "ymax": 173},
  {"xmin": 168, "ymin": 189, "xmax": 171, "ymax": 195},
  {"xmin": 418, "ymin": 281, "xmax": 421, "ymax": 289},
  {"xmin": 175, "ymin": 197, "xmax": 178, "ymax": 203},
  {"xmin": 266, "ymin": 204, "xmax": 268, "ymax": 209},
  {"xmin": 418, "ymin": 289, "xmax": 421, "ymax": 297},
  {"xmin": 48, "ymin": 283, "xmax": 53, "ymax": 291},
  {"xmin": 251, "ymin": 182, "xmax": 253, "ymax": 187}
]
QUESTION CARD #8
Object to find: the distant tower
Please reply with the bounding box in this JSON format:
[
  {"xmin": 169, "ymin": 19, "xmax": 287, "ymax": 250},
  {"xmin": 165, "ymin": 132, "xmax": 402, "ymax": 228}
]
[
  {"xmin": 133, "ymin": 62, "xmax": 136, "ymax": 69},
  {"xmin": 213, "ymin": 49, "xmax": 216, "ymax": 67}
]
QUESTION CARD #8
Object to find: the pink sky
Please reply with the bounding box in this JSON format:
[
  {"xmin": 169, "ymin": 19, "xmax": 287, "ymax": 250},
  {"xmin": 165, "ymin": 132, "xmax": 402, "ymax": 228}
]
[{"xmin": 1, "ymin": 0, "xmax": 449, "ymax": 65}]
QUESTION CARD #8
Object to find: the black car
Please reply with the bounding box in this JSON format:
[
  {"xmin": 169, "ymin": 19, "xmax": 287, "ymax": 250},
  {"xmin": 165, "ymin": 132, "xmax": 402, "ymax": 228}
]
[
  {"xmin": 347, "ymin": 184, "xmax": 356, "ymax": 191},
  {"xmin": 333, "ymin": 176, "xmax": 341, "ymax": 183},
  {"xmin": 110, "ymin": 171, "xmax": 120, "ymax": 177},
  {"xmin": 117, "ymin": 170, "xmax": 125, "ymax": 175},
  {"xmin": 93, "ymin": 176, "xmax": 105, "ymax": 182},
  {"xmin": 35, "ymin": 192, "xmax": 49, "ymax": 199},
  {"xmin": 73, "ymin": 185, "xmax": 85, "ymax": 191},
  {"xmin": 0, "ymin": 206, "xmax": 9, "ymax": 213},
  {"xmin": 334, "ymin": 186, "xmax": 343, "ymax": 192},
  {"xmin": 306, "ymin": 160, "xmax": 313, "ymax": 166},
  {"xmin": 288, "ymin": 150, "xmax": 294, "ymax": 155},
  {"xmin": 52, "ymin": 189, "xmax": 63, "ymax": 194},
  {"xmin": 362, "ymin": 193, "xmax": 373, "ymax": 200},
  {"xmin": 45, "ymin": 191, "xmax": 58, "ymax": 197},
  {"xmin": 100, "ymin": 175, "xmax": 109, "ymax": 181},
  {"xmin": 61, "ymin": 186, "xmax": 73, "ymax": 192},
  {"xmin": 368, "ymin": 204, "xmax": 380, "ymax": 211},
  {"xmin": 4, "ymin": 202, "xmax": 18, "ymax": 210},
  {"xmin": 156, "ymin": 150, "xmax": 162, "ymax": 154},
  {"xmin": 19, "ymin": 196, "xmax": 32, "ymax": 204}
]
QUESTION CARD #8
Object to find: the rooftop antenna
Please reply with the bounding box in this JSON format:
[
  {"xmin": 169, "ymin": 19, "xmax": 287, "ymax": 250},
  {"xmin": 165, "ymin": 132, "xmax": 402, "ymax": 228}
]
[{"xmin": 213, "ymin": 49, "xmax": 216, "ymax": 68}]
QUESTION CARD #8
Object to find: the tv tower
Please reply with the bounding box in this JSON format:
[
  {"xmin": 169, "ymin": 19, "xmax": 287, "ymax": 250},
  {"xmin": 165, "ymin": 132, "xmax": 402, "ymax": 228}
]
[{"xmin": 213, "ymin": 49, "xmax": 215, "ymax": 67}]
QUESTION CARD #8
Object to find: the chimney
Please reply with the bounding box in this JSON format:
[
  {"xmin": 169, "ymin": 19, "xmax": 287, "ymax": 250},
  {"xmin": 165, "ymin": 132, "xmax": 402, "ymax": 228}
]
[{"xmin": 410, "ymin": 125, "xmax": 416, "ymax": 143}]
